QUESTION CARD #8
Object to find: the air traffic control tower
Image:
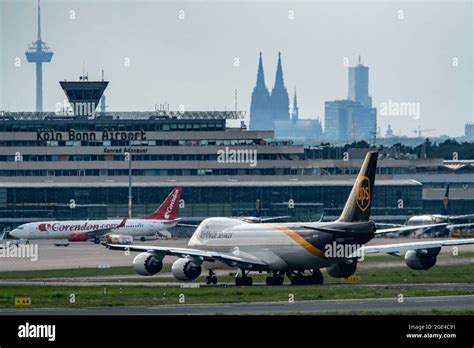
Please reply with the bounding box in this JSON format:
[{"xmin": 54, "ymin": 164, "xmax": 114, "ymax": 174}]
[
  {"xmin": 25, "ymin": 0, "xmax": 53, "ymax": 112},
  {"xmin": 60, "ymin": 75, "xmax": 109, "ymax": 117}
]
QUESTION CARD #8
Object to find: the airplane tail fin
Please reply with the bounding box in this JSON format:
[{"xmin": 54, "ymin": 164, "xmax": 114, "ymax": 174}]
[
  {"xmin": 338, "ymin": 151, "xmax": 378, "ymax": 222},
  {"xmin": 441, "ymin": 184, "xmax": 449, "ymax": 215},
  {"xmin": 142, "ymin": 187, "xmax": 182, "ymax": 220}
]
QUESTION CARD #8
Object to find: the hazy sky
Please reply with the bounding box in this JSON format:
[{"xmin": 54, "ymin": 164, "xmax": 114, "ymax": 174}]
[{"xmin": 0, "ymin": 0, "xmax": 472, "ymax": 137}]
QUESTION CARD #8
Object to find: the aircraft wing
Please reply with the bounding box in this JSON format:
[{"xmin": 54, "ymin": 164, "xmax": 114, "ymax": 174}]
[
  {"xmin": 375, "ymin": 223, "xmax": 448, "ymax": 235},
  {"xmin": 177, "ymin": 223, "xmax": 200, "ymax": 228},
  {"xmin": 447, "ymin": 222, "xmax": 474, "ymax": 230},
  {"xmin": 104, "ymin": 243, "xmax": 269, "ymax": 270},
  {"xmin": 448, "ymin": 214, "xmax": 474, "ymax": 220},
  {"xmin": 85, "ymin": 217, "xmax": 127, "ymax": 238},
  {"xmin": 355, "ymin": 238, "xmax": 474, "ymax": 256},
  {"xmin": 375, "ymin": 222, "xmax": 404, "ymax": 228},
  {"xmin": 242, "ymin": 216, "xmax": 290, "ymax": 223}
]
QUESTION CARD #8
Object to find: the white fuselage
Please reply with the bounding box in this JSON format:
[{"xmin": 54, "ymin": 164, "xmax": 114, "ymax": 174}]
[
  {"xmin": 9, "ymin": 219, "xmax": 178, "ymax": 240},
  {"xmin": 407, "ymin": 215, "xmax": 447, "ymax": 226},
  {"xmin": 187, "ymin": 217, "xmax": 337, "ymax": 271}
]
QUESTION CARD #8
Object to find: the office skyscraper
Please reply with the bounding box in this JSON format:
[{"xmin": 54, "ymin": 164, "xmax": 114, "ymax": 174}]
[
  {"xmin": 325, "ymin": 57, "xmax": 376, "ymax": 143},
  {"xmin": 347, "ymin": 56, "xmax": 372, "ymax": 108}
]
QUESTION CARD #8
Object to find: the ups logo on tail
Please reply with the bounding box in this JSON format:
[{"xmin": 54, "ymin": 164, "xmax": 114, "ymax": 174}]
[{"xmin": 356, "ymin": 176, "xmax": 371, "ymax": 212}]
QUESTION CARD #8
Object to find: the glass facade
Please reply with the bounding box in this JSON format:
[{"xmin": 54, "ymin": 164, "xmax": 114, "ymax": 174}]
[
  {"xmin": 0, "ymin": 113, "xmax": 472, "ymax": 230},
  {"xmin": 0, "ymin": 184, "xmax": 422, "ymax": 223}
]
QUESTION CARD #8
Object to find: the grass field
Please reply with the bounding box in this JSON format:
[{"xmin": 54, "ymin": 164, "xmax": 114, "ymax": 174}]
[
  {"xmin": 1, "ymin": 285, "xmax": 474, "ymax": 309},
  {"xmin": 1, "ymin": 261, "xmax": 473, "ymax": 311}
]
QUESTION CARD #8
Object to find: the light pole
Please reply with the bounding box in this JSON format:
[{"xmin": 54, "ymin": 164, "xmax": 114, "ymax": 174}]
[{"xmin": 126, "ymin": 138, "xmax": 133, "ymax": 218}]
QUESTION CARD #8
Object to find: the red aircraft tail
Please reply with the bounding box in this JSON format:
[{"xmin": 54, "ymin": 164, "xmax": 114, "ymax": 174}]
[{"xmin": 142, "ymin": 187, "xmax": 182, "ymax": 220}]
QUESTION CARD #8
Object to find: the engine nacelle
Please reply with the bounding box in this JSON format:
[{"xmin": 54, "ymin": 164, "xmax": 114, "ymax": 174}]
[
  {"xmin": 171, "ymin": 258, "xmax": 202, "ymax": 281},
  {"xmin": 69, "ymin": 233, "xmax": 89, "ymax": 242},
  {"xmin": 327, "ymin": 261, "xmax": 357, "ymax": 278},
  {"xmin": 132, "ymin": 252, "xmax": 163, "ymax": 276},
  {"xmin": 404, "ymin": 249, "xmax": 439, "ymax": 270}
]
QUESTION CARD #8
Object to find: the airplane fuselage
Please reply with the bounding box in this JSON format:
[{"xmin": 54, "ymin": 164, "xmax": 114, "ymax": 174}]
[
  {"xmin": 407, "ymin": 215, "xmax": 448, "ymax": 226},
  {"xmin": 9, "ymin": 219, "xmax": 178, "ymax": 240},
  {"xmin": 188, "ymin": 217, "xmax": 375, "ymax": 271}
]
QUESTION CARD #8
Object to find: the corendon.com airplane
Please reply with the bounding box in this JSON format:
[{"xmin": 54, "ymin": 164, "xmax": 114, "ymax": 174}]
[
  {"xmin": 9, "ymin": 187, "xmax": 182, "ymax": 244},
  {"xmin": 106, "ymin": 152, "xmax": 474, "ymax": 286}
]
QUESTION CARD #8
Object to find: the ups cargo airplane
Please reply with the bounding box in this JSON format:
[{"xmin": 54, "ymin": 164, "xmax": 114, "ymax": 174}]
[
  {"xmin": 105, "ymin": 152, "xmax": 474, "ymax": 286},
  {"xmin": 9, "ymin": 187, "xmax": 182, "ymax": 244}
]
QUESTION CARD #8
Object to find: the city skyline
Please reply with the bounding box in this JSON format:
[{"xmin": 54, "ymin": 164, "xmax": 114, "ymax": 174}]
[{"xmin": 0, "ymin": 0, "xmax": 472, "ymax": 137}]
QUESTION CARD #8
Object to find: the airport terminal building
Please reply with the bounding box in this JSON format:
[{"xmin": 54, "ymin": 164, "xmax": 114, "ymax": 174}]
[{"xmin": 1, "ymin": 79, "xmax": 474, "ymax": 230}]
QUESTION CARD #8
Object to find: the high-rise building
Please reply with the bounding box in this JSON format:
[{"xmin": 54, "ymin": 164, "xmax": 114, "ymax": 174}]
[
  {"xmin": 325, "ymin": 100, "xmax": 353, "ymax": 142},
  {"xmin": 465, "ymin": 123, "xmax": 474, "ymax": 141},
  {"xmin": 347, "ymin": 56, "xmax": 372, "ymax": 108},
  {"xmin": 249, "ymin": 53, "xmax": 271, "ymax": 131},
  {"xmin": 270, "ymin": 52, "xmax": 290, "ymax": 122},
  {"xmin": 324, "ymin": 58, "xmax": 377, "ymax": 143},
  {"xmin": 325, "ymin": 100, "xmax": 376, "ymax": 143}
]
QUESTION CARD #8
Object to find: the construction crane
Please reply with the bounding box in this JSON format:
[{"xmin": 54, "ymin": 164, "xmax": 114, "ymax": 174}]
[{"xmin": 414, "ymin": 126, "xmax": 435, "ymax": 138}]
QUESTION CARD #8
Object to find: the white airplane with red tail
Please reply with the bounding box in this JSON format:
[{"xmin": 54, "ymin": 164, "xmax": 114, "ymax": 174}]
[{"xmin": 9, "ymin": 187, "xmax": 182, "ymax": 243}]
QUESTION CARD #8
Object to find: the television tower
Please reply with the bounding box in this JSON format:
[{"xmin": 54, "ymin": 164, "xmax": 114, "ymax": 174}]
[{"xmin": 25, "ymin": 0, "xmax": 53, "ymax": 112}]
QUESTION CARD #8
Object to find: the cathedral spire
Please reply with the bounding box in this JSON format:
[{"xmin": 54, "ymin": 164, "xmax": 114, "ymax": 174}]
[
  {"xmin": 249, "ymin": 52, "xmax": 271, "ymax": 130},
  {"xmin": 292, "ymin": 88, "xmax": 299, "ymax": 120},
  {"xmin": 274, "ymin": 52, "xmax": 285, "ymax": 89},
  {"xmin": 256, "ymin": 52, "xmax": 267, "ymax": 89},
  {"xmin": 270, "ymin": 52, "xmax": 290, "ymax": 122}
]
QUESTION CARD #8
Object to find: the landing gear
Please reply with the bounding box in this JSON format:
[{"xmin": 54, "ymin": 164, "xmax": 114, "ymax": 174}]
[
  {"xmin": 235, "ymin": 269, "xmax": 253, "ymax": 286},
  {"xmin": 93, "ymin": 238, "xmax": 100, "ymax": 244},
  {"xmin": 289, "ymin": 269, "xmax": 324, "ymax": 285},
  {"xmin": 290, "ymin": 271, "xmax": 306, "ymax": 285},
  {"xmin": 308, "ymin": 268, "xmax": 324, "ymax": 285},
  {"xmin": 205, "ymin": 270, "xmax": 218, "ymax": 285},
  {"xmin": 266, "ymin": 272, "xmax": 284, "ymax": 286},
  {"xmin": 140, "ymin": 236, "xmax": 146, "ymax": 242},
  {"xmin": 265, "ymin": 276, "xmax": 284, "ymax": 286}
]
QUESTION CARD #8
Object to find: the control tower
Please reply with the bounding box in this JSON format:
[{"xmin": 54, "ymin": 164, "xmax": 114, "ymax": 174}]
[
  {"xmin": 25, "ymin": 0, "xmax": 53, "ymax": 112},
  {"xmin": 60, "ymin": 75, "xmax": 109, "ymax": 117}
]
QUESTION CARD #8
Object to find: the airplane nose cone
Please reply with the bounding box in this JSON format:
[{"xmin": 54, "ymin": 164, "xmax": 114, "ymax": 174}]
[{"xmin": 9, "ymin": 230, "xmax": 19, "ymax": 238}]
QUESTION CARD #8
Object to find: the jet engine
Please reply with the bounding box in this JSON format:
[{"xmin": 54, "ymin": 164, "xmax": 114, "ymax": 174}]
[
  {"xmin": 132, "ymin": 252, "xmax": 163, "ymax": 276},
  {"xmin": 327, "ymin": 260, "xmax": 357, "ymax": 278},
  {"xmin": 69, "ymin": 233, "xmax": 89, "ymax": 242},
  {"xmin": 404, "ymin": 248, "xmax": 440, "ymax": 270},
  {"xmin": 171, "ymin": 258, "xmax": 202, "ymax": 281}
]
